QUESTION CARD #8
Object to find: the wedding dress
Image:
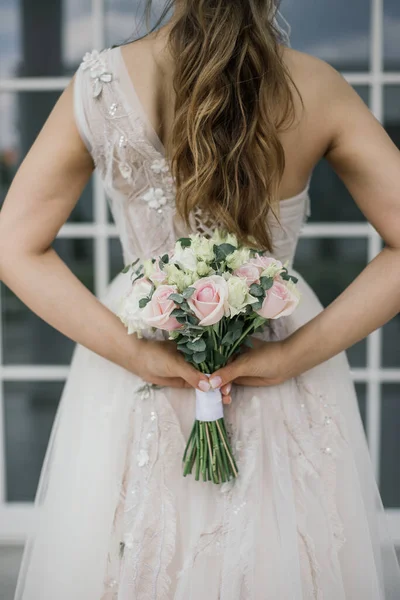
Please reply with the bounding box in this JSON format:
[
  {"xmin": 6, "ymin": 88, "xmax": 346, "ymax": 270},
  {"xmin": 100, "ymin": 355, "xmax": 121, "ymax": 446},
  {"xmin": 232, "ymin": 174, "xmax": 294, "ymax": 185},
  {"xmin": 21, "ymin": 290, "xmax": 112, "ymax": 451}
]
[{"xmin": 14, "ymin": 46, "xmax": 400, "ymax": 600}]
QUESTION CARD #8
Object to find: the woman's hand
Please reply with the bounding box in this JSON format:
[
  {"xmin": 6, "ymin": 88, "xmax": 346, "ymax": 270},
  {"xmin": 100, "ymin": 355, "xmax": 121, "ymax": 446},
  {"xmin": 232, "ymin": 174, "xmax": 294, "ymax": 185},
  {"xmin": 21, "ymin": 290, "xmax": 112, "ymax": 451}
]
[
  {"xmin": 131, "ymin": 338, "xmax": 212, "ymax": 391},
  {"xmin": 210, "ymin": 339, "xmax": 288, "ymax": 403}
]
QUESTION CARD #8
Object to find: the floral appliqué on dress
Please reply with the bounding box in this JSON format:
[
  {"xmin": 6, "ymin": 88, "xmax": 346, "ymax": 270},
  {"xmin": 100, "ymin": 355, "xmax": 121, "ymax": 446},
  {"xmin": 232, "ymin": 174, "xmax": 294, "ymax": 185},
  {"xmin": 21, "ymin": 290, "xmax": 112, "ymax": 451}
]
[{"xmin": 81, "ymin": 50, "xmax": 113, "ymax": 98}]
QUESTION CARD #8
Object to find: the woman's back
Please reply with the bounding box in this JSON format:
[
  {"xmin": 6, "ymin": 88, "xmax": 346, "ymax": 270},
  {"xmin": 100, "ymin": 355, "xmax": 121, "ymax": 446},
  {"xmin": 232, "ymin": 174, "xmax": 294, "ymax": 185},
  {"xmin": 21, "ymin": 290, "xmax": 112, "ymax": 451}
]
[{"xmin": 118, "ymin": 26, "xmax": 356, "ymax": 202}]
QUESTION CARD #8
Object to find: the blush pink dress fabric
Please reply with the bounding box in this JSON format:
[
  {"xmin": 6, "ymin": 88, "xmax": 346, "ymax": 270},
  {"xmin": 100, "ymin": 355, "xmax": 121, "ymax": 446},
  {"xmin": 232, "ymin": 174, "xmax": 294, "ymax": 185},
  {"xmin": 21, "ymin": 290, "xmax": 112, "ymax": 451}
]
[{"xmin": 14, "ymin": 47, "xmax": 400, "ymax": 600}]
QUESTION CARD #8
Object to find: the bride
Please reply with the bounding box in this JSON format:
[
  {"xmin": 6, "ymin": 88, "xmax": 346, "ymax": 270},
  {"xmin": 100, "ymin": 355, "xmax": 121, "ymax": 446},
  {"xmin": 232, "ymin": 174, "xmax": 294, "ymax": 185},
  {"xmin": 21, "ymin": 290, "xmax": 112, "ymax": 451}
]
[{"xmin": 1, "ymin": 0, "xmax": 400, "ymax": 598}]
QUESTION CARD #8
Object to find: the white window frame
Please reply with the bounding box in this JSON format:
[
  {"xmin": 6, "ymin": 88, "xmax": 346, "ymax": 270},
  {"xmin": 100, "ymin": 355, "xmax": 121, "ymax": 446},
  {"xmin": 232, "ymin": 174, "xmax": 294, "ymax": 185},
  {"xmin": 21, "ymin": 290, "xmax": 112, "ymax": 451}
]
[{"xmin": 1, "ymin": 0, "xmax": 400, "ymax": 544}]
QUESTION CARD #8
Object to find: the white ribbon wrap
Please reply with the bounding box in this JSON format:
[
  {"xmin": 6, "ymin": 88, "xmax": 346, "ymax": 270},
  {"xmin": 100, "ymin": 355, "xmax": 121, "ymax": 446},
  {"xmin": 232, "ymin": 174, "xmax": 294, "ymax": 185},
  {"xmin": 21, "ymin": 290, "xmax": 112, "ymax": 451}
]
[{"xmin": 195, "ymin": 387, "xmax": 224, "ymax": 422}]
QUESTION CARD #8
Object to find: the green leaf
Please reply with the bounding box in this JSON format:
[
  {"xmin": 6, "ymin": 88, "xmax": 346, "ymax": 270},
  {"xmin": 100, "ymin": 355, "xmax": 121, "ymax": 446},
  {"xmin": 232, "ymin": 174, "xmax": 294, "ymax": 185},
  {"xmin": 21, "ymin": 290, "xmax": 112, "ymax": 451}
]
[
  {"xmin": 122, "ymin": 264, "xmax": 131, "ymax": 274},
  {"xmin": 177, "ymin": 237, "xmax": 192, "ymax": 248},
  {"xmin": 260, "ymin": 276, "xmax": 274, "ymax": 291},
  {"xmin": 170, "ymin": 308, "xmax": 186, "ymax": 318},
  {"xmin": 221, "ymin": 331, "xmax": 235, "ymax": 345},
  {"xmin": 228, "ymin": 319, "xmax": 244, "ymax": 333},
  {"xmin": 193, "ymin": 351, "xmax": 207, "ymax": 364},
  {"xmin": 132, "ymin": 273, "xmax": 144, "ymax": 284},
  {"xmin": 187, "ymin": 338, "xmax": 207, "ymax": 352},
  {"xmin": 213, "ymin": 243, "xmax": 236, "ymax": 263},
  {"xmin": 177, "ymin": 344, "xmax": 194, "ymax": 355},
  {"xmin": 168, "ymin": 293, "xmax": 185, "ymax": 304},
  {"xmin": 289, "ymin": 275, "xmax": 298, "ymax": 284},
  {"xmin": 231, "ymin": 328, "xmax": 242, "ymax": 343},
  {"xmin": 186, "ymin": 314, "xmax": 200, "ymax": 326},
  {"xmin": 138, "ymin": 297, "xmax": 150, "ymax": 309},
  {"xmin": 183, "ymin": 287, "xmax": 196, "ymax": 299},
  {"xmin": 249, "ymin": 283, "xmax": 265, "ymax": 297},
  {"xmin": 251, "ymin": 300, "xmax": 264, "ymax": 311},
  {"xmin": 176, "ymin": 316, "xmax": 188, "ymax": 324},
  {"xmin": 161, "ymin": 254, "xmax": 169, "ymax": 264},
  {"xmin": 213, "ymin": 350, "xmax": 227, "ymax": 369}
]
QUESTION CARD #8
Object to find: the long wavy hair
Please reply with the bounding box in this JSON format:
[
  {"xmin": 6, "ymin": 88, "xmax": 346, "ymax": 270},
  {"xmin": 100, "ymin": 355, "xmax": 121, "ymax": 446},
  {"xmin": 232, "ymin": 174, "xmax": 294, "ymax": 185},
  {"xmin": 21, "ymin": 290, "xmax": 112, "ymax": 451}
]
[{"xmin": 141, "ymin": 0, "xmax": 299, "ymax": 250}]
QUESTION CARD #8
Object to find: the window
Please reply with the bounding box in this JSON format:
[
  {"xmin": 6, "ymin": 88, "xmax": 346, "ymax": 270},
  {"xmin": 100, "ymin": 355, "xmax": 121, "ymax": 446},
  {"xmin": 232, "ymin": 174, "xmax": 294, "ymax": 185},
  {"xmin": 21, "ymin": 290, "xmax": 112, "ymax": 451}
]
[{"xmin": 0, "ymin": 0, "xmax": 399, "ymax": 545}]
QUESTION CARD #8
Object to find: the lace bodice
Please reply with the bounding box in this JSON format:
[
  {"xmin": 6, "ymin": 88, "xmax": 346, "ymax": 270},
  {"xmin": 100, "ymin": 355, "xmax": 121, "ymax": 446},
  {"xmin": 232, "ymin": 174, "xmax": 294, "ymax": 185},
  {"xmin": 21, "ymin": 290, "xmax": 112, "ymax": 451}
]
[{"xmin": 74, "ymin": 47, "xmax": 311, "ymax": 267}]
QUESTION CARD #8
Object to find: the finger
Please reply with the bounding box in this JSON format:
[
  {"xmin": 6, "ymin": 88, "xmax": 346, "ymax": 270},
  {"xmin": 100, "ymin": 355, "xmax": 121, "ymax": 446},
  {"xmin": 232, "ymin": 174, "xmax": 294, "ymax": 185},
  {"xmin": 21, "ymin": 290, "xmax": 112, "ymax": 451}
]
[
  {"xmin": 221, "ymin": 382, "xmax": 232, "ymax": 396},
  {"xmin": 209, "ymin": 354, "xmax": 250, "ymax": 389},
  {"xmin": 222, "ymin": 394, "xmax": 232, "ymax": 405},
  {"xmin": 177, "ymin": 360, "xmax": 211, "ymax": 391}
]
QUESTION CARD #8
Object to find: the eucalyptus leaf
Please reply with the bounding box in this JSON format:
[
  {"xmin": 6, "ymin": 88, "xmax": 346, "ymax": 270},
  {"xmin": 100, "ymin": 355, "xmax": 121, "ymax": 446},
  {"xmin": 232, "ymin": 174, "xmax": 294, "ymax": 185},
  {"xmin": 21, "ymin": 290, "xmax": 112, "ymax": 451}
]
[
  {"xmin": 177, "ymin": 345, "xmax": 194, "ymax": 355},
  {"xmin": 193, "ymin": 351, "xmax": 207, "ymax": 364},
  {"xmin": 260, "ymin": 276, "xmax": 274, "ymax": 291},
  {"xmin": 186, "ymin": 314, "xmax": 200, "ymax": 326},
  {"xmin": 170, "ymin": 308, "xmax": 186, "ymax": 318},
  {"xmin": 187, "ymin": 339, "xmax": 207, "ymax": 352},
  {"xmin": 168, "ymin": 293, "xmax": 185, "ymax": 304},
  {"xmin": 249, "ymin": 283, "xmax": 264, "ymax": 297},
  {"xmin": 183, "ymin": 287, "xmax": 196, "ymax": 299}
]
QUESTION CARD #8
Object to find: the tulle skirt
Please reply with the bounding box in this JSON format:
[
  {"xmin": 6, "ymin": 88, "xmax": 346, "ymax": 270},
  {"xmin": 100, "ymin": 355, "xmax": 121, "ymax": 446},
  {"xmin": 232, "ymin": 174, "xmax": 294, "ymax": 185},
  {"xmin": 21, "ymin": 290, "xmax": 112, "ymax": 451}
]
[{"xmin": 14, "ymin": 270, "xmax": 400, "ymax": 599}]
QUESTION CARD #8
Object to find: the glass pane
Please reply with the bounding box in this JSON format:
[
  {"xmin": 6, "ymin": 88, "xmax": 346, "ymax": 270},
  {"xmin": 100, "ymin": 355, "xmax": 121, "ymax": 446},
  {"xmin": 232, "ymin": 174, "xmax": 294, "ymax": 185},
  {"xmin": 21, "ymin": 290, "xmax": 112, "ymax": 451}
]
[
  {"xmin": 105, "ymin": 0, "xmax": 173, "ymax": 47},
  {"xmin": 2, "ymin": 238, "xmax": 94, "ymax": 365},
  {"xmin": 0, "ymin": 0, "xmax": 92, "ymax": 78},
  {"xmin": 0, "ymin": 91, "xmax": 93, "ymax": 222},
  {"xmin": 308, "ymin": 87, "xmax": 369, "ymax": 224},
  {"xmin": 380, "ymin": 384, "xmax": 400, "ymax": 508},
  {"xmin": 4, "ymin": 380, "xmax": 63, "ymax": 502},
  {"xmin": 382, "ymin": 315, "xmax": 400, "ymax": 368},
  {"xmin": 384, "ymin": 86, "xmax": 400, "ymax": 146},
  {"xmin": 281, "ymin": 0, "xmax": 371, "ymax": 71},
  {"xmin": 384, "ymin": 0, "xmax": 400, "ymax": 71},
  {"xmin": 109, "ymin": 237, "xmax": 124, "ymax": 282},
  {"xmin": 355, "ymin": 383, "xmax": 367, "ymax": 435},
  {"xmin": 294, "ymin": 237, "xmax": 368, "ymax": 367}
]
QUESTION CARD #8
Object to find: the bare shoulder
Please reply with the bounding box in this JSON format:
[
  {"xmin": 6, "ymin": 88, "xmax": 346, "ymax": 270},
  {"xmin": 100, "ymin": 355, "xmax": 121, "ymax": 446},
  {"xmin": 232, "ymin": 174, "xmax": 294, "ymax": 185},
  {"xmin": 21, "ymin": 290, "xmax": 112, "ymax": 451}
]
[{"xmin": 282, "ymin": 47, "xmax": 355, "ymax": 104}]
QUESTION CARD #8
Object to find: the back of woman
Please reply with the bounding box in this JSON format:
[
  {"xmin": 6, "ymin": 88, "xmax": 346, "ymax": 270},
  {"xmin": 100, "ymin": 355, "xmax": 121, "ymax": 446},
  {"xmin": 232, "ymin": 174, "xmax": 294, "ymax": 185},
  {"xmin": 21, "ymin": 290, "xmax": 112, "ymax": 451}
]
[{"xmin": 1, "ymin": 1, "xmax": 400, "ymax": 599}]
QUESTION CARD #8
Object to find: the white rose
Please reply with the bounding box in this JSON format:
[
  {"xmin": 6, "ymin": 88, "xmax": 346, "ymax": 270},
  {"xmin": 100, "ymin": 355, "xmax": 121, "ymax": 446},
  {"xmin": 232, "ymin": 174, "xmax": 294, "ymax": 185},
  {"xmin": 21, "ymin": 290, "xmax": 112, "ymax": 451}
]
[
  {"xmin": 118, "ymin": 278, "xmax": 153, "ymax": 335},
  {"xmin": 170, "ymin": 245, "xmax": 198, "ymax": 272},
  {"xmin": 211, "ymin": 229, "xmax": 238, "ymax": 248}
]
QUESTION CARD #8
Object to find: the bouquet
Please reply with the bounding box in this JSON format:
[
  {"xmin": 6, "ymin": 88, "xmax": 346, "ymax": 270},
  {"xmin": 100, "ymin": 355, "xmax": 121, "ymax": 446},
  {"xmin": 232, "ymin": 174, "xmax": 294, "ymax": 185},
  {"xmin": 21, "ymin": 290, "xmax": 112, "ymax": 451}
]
[{"xmin": 118, "ymin": 231, "xmax": 300, "ymax": 484}]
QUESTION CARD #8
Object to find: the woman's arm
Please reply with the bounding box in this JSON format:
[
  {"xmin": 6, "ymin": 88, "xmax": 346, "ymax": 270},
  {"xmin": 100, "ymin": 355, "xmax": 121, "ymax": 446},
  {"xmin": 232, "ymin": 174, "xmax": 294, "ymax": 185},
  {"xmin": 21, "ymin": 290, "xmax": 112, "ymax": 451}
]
[
  {"xmin": 0, "ymin": 79, "xmax": 206, "ymax": 390},
  {"xmin": 210, "ymin": 62, "xmax": 400, "ymax": 390},
  {"xmin": 283, "ymin": 66, "xmax": 400, "ymax": 378}
]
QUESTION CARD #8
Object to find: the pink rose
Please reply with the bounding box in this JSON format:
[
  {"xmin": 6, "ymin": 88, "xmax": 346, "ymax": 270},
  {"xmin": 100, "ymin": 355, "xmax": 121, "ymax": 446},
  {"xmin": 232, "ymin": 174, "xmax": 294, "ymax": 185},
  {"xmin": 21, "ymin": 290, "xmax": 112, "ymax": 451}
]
[
  {"xmin": 250, "ymin": 254, "xmax": 283, "ymax": 274},
  {"xmin": 256, "ymin": 280, "xmax": 299, "ymax": 319},
  {"xmin": 188, "ymin": 275, "xmax": 229, "ymax": 326},
  {"xmin": 233, "ymin": 263, "xmax": 260, "ymax": 286},
  {"xmin": 142, "ymin": 285, "xmax": 181, "ymax": 331}
]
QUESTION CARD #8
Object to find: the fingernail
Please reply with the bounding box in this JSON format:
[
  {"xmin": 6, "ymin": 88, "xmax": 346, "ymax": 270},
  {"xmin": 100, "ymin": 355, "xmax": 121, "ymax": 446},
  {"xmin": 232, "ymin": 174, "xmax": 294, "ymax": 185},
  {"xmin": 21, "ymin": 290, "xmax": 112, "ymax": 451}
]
[
  {"xmin": 198, "ymin": 380, "xmax": 211, "ymax": 392},
  {"xmin": 209, "ymin": 376, "xmax": 222, "ymax": 389},
  {"xmin": 225, "ymin": 383, "xmax": 232, "ymax": 394}
]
